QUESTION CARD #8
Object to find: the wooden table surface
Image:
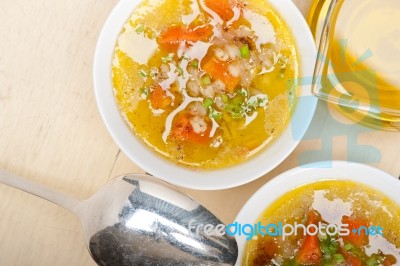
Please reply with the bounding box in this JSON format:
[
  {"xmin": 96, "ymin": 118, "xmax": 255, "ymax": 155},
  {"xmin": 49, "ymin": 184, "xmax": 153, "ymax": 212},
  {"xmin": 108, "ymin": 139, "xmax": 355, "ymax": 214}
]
[{"xmin": 1, "ymin": 0, "xmax": 399, "ymax": 265}]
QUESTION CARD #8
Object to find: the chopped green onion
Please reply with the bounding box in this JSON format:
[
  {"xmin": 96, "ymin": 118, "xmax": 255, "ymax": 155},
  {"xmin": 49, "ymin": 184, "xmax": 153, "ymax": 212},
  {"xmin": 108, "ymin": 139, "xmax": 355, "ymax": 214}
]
[
  {"xmin": 232, "ymin": 94, "xmax": 244, "ymax": 105},
  {"xmin": 135, "ymin": 25, "xmax": 144, "ymax": 33},
  {"xmin": 225, "ymin": 104, "xmax": 234, "ymax": 112},
  {"xmin": 367, "ymin": 253, "xmax": 386, "ymax": 266},
  {"xmin": 240, "ymin": 44, "xmax": 250, "ymax": 59},
  {"xmin": 333, "ymin": 254, "xmax": 345, "ymax": 263},
  {"xmin": 139, "ymin": 87, "xmax": 150, "ymax": 99},
  {"xmin": 191, "ymin": 60, "xmax": 199, "ymax": 68},
  {"xmin": 139, "ymin": 69, "xmax": 147, "ymax": 79},
  {"xmin": 174, "ymin": 66, "xmax": 185, "ymax": 78},
  {"xmin": 150, "ymin": 72, "xmax": 157, "ymax": 79},
  {"xmin": 212, "ymin": 113, "xmax": 222, "ymax": 120},
  {"xmin": 210, "ymin": 110, "xmax": 222, "ymax": 120},
  {"xmin": 162, "ymin": 53, "xmax": 174, "ymax": 63},
  {"xmin": 203, "ymin": 98, "xmax": 213, "ymax": 108},
  {"xmin": 344, "ymin": 243, "xmax": 354, "ymax": 251},
  {"xmin": 366, "ymin": 257, "xmax": 378, "ymax": 266},
  {"xmin": 321, "ymin": 243, "xmax": 330, "ymax": 254},
  {"xmin": 329, "ymin": 241, "xmax": 339, "ymax": 253},
  {"xmin": 221, "ymin": 94, "xmax": 229, "ymax": 103},
  {"xmin": 231, "ymin": 112, "xmax": 244, "ymax": 119},
  {"xmin": 228, "ymin": 104, "xmax": 242, "ymax": 113},
  {"xmin": 239, "ymin": 88, "xmax": 248, "ymax": 97},
  {"xmin": 318, "ymin": 233, "xmax": 328, "ymax": 241},
  {"xmin": 323, "ymin": 254, "xmax": 332, "ymax": 263},
  {"xmin": 201, "ymin": 75, "xmax": 212, "ymax": 85}
]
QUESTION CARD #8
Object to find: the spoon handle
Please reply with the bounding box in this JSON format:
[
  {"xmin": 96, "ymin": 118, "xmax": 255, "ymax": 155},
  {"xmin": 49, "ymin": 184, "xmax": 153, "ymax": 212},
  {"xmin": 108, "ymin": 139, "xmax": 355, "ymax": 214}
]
[{"xmin": 0, "ymin": 169, "xmax": 81, "ymax": 215}]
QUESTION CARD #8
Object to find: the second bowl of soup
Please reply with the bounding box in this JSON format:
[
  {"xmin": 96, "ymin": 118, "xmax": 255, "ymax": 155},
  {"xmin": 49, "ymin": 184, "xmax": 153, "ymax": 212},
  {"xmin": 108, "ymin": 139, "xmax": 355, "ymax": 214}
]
[{"xmin": 235, "ymin": 161, "xmax": 400, "ymax": 265}]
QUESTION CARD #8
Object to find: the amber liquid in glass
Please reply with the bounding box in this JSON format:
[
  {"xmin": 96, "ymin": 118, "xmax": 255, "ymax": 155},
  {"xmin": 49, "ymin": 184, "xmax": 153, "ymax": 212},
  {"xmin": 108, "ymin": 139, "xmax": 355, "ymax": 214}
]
[{"xmin": 309, "ymin": 0, "xmax": 400, "ymax": 130}]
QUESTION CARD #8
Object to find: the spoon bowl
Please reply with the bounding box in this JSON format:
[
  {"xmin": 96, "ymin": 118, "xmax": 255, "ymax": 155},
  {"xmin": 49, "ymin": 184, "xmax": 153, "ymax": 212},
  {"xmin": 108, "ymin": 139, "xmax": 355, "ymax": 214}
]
[{"xmin": 0, "ymin": 171, "xmax": 238, "ymax": 265}]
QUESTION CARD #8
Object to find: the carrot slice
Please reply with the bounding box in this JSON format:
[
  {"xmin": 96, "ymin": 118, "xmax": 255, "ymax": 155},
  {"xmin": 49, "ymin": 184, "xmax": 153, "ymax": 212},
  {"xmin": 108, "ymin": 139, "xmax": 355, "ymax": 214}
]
[
  {"xmin": 383, "ymin": 255, "xmax": 397, "ymax": 266},
  {"xmin": 149, "ymin": 85, "xmax": 172, "ymax": 110},
  {"xmin": 171, "ymin": 114, "xmax": 211, "ymax": 144},
  {"xmin": 295, "ymin": 211, "xmax": 323, "ymax": 265},
  {"xmin": 202, "ymin": 57, "xmax": 240, "ymax": 92},
  {"xmin": 341, "ymin": 216, "xmax": 369, "ymax": 247},
  {"xmin": 158, "ymin": 25, "xmax": 213, "ymax": 50},
  {"xmin": 204, "ymin": 0, "xmax": 235, "ymax": 21},
  {"xmin": 343, "ymin": 251, "xmax": 362, "ymax": 266},
  {"xmin": 254, "ymin": 238, "xmax": 278, "ymax": 265}
]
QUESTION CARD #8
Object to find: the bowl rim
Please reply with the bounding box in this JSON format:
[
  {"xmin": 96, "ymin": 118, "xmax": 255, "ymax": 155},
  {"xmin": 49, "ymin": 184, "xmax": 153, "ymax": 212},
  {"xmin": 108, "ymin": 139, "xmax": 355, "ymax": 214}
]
[
  {"xmin": 234, "ymin": 160, "xmax": 400, "ymax": 265},
  {"xmin": 93, "ymin": 0, "xmax": 317, "ymax": 190}
]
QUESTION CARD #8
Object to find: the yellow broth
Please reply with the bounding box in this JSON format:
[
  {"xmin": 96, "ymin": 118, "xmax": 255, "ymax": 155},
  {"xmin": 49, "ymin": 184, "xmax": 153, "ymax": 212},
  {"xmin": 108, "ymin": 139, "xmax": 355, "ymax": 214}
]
[
  {"xmin": 112, "ymin": 0, "xmax": 299, "ymax": 169},
  {"xmin": 329, "ymin": 0, "xmax": 400, "ymax": 120},
  {"xmin": 243, "ymin": 180, "xmax": 400, "ymax": 265}
]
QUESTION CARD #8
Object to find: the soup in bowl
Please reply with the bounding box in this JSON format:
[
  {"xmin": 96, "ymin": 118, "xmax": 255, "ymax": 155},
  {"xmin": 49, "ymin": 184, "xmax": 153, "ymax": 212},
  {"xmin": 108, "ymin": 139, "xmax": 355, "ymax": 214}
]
[
  {"xmin": 94, "ymin": 0, "xmax": 316, "ymax": 189},
  {"xmin": 235, "ymin": 161, "xmax": 400, "ymax": 265}
]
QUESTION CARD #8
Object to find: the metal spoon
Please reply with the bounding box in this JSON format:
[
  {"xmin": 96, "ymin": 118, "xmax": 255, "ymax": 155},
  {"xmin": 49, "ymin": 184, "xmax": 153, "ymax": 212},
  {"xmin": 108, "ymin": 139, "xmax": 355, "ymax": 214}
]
[{"xmin": 0, "ymin": 170, "xmax": 238, "ymax": 265}]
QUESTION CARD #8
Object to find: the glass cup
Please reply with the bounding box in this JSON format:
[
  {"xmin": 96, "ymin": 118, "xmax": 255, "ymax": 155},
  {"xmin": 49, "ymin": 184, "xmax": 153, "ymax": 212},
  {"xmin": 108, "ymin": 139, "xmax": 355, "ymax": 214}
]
[{"xmin": 308, "ymin": 0, "xmax": 400, "ymax": 131}]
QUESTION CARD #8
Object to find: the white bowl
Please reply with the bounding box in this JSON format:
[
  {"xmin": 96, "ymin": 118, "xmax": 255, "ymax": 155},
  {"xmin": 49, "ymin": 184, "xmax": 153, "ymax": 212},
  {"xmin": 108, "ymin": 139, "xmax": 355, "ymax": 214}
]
[
  {"xmin": 93, "ymin": 0, "xmax": 317, "ymax": 190},
  {"xmin": 234, "ymin": 161, "xmax": 400, "ymax": 265}
]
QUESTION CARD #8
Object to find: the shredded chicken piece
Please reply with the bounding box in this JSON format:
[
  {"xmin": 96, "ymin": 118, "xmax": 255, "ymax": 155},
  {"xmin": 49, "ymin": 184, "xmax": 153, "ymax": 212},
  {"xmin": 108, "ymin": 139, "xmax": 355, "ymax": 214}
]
[
  {"xmin": 212, "ymin": 79, "xmax": 226, "ymax": 95},
  {"xmin": 187, "ymin": 80, "xmax": 200, "ymax": 97},
  {"xmin": 190, "ymin": 116, "xmax": 208, "ymax": 134},
  {"xmin": 189, "ymin": 102, "xmax": 207, "ymax": 116},
  {"xmin": 201, "ymin": 85, "xmax": 215, "ymax": 98}
]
